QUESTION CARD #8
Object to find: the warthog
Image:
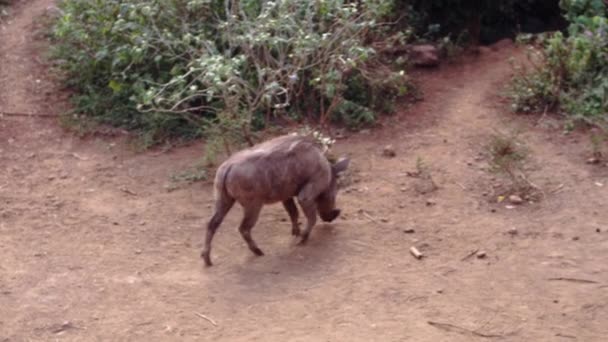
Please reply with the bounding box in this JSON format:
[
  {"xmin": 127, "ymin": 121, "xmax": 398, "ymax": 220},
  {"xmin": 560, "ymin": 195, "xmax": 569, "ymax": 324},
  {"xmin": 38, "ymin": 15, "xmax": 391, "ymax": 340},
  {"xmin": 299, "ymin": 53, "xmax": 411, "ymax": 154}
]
[{"xmin": 201, "ymin": 134, "xmax": 350, "ymax": 266}]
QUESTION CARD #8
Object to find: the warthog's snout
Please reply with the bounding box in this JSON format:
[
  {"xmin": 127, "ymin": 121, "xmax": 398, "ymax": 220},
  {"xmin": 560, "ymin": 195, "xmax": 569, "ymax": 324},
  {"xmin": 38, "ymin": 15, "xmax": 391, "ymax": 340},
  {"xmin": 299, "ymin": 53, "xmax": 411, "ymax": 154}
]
[{"xmin": 320, "ymin": 209, "xmax": 340, "ymax": 223}]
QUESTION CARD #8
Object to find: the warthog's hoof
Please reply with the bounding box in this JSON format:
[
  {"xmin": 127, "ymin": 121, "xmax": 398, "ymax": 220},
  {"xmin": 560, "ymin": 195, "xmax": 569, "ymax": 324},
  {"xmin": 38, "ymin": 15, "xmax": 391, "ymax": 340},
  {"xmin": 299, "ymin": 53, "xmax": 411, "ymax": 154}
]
[
  {"xmin": 201, "ymin": 251, "xmax": 213, "ymax": 267},
  {"xmin": 291, "ymin": 227, "xmax": 301, "ymax": 236},
  {"xmin": 296, "ymin": 234, "xmax": 310, "ymax": 246},
  {"xmin": 251, "ymin": 247, "xmax": 264, "ymax": 256}
]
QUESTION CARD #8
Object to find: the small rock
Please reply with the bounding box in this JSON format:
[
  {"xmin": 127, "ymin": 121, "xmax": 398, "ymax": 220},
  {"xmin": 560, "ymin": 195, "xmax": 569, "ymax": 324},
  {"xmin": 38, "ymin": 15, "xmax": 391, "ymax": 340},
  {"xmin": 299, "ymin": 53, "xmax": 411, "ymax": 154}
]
[
  {"xmin": 508, "ymin": 228, "xmax": 518, "ymax": 235},
  {"xmin": 400, "ymin": 187, "xmax": 407, "ymax": 192},
  {"xmin": 403, "ymin": 228, "xmax": 416, "ymax": 234},
  {"xmin": 398, "ymin": 203, "xmax": 405, "ymax": 209},
  {"xmin": 587, "ymin": 157, "xmax": 601, "ymax": 164},
  {"xmin": 359, "ymin": 129, "xmax": 371, "ymax": 135},
  {"xmin": 490, "ymin": 38, "xmax": 514, "ymax": 51},
  {"xmin": 476, "ymin": 251, "xmax": 487, "ymax": 259},
  {"xmin": 382, "ymin": 145, "xmax": 396, "ymax": 158},
  {"xmin": 508, "ymin": 195, "xmax": 524, "ymax": 204},
  {"xmin": 425, "ymin": 199, "xmax": 436, "ymax": 206},
  {"xmin": 596, "ymin": 228, "xmax": 601, "ymax": 233},
  {"xmin": 437, "ymin": 289, "xmax": 444, "ymax": 294},
  {"xmin": 408, "ymin": 44, "xmax": 440, "ymax": 67},
  {"xmin": 478, "ymin": 46, "xmax": 492, "ymax": 54},
  {"xmin": 380, "ymin": 218, "xmax": 389, "ymax": 223},
  {"xmin": 572, "ymin": 236, "xmax": 580, "ymax": 241},
  {"xmin": 134, "ymin": 249, "xmax": 142, "ymax": 255},
  {"xmin": 139, "ymin": 221, "xmax": 146, "ymax": 226},
  {"xmin": 505, "ymin": 205, "xmax": 516, "ymax": 209}
]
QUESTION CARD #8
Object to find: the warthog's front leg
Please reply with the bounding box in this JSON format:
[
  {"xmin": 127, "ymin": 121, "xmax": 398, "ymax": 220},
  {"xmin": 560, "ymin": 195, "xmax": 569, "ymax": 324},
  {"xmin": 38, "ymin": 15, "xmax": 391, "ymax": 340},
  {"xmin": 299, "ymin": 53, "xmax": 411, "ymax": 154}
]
[
  {"xmin": 282, "ymin": 198, "xmax": 300, "ymax": 236},
  {"xmin": 296, "ymin": 200, "xmax": 317, "ymax": 245}
]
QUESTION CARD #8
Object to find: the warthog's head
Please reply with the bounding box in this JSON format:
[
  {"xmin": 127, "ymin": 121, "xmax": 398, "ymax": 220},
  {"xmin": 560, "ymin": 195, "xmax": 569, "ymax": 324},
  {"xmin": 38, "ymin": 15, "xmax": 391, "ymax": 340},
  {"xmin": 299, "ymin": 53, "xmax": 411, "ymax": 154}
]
[{"xmin": 317, "ymin": 157, "xmax": 350, "ymax": 222}]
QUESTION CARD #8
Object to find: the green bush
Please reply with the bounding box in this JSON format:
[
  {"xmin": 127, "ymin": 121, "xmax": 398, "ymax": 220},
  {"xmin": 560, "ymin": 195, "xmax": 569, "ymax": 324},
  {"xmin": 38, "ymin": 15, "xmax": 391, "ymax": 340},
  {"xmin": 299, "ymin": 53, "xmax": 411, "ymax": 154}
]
[
  {"xmin": 51, "ymin": 0, "xmax": 406, "ymax": 148},
  {"xmin": 509, "ymin": 0, "xmax": 608, "ymax": 129}
]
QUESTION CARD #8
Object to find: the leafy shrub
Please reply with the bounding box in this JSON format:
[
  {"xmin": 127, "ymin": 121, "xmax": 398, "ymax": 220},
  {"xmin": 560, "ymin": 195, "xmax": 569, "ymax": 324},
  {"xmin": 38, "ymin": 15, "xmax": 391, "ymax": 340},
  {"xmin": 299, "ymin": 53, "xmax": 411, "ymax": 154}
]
[
  {"xmin": 51, "ymin": 0, "xmax": 407, "ymax": 149},
  {"xmin": 509, "ymin": 0, "xmax": 608, "ymax": 130}
]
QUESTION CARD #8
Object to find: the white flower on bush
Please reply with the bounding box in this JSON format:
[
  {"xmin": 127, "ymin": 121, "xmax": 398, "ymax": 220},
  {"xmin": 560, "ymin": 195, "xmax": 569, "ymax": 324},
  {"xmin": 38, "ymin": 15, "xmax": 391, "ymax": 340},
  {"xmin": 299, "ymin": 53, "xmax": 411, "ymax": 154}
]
[{"xmin": 293, "ymin": 127, "xmax": 335, "ymax": 154}]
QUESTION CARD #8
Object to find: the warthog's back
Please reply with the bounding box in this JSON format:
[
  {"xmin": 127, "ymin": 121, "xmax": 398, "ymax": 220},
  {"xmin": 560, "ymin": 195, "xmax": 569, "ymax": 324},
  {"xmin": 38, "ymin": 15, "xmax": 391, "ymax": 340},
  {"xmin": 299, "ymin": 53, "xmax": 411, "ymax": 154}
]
[{"xmin": 219, "ymin": 135, "xmax": 331, "ymax": 204}]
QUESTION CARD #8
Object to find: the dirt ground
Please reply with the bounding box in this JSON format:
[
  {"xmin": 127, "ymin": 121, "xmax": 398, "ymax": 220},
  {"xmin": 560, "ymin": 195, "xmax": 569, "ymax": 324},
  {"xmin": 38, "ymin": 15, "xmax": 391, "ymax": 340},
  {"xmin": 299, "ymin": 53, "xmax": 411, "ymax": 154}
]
[{"xmin": 2, "ymin": 1, "xmax": 608, "ymax": 341}]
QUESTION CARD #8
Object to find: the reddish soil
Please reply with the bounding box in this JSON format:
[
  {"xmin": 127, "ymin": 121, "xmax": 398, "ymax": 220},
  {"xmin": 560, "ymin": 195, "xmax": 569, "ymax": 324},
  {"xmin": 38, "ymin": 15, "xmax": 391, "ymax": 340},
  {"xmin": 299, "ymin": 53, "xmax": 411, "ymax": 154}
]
[{"xmin": 1, "ymin": 1, "xmax": 607, "ymax": 341}]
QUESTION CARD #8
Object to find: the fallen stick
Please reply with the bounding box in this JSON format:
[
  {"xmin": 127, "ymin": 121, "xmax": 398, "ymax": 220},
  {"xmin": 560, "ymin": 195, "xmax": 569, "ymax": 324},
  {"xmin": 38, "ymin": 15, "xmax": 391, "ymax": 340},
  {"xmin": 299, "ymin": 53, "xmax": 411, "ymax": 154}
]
[
  {"xmin": 194, "ymin": 312, "xmax": 217, "ymax": 326},
  {"xmin": 119, "ymin": 187, "xmax": 138, "ymax": 196},
  {"xmin": 1, "ymin": 111, "xmax": 56, "ymax": 118},
  {"xmin": 428, "ymin": 321, "xmax": 505, "ymax": 338},
  {"xmin": 555, "ymin": 333, "xmax": 577, "ymax": 339},
  {"xmin": 550, "ymin": 184, "xmax": 565, "ymax": 194},
  {"xmin": 461, "ymin": 248, "xmax": 480, "ymax": 261},
  {"xmin": 548, "ymin": 277, "xmax": 598, "ymax": 284},
  {"xmin": 361, "ymin": 211, "xmax": 380, "ymax": 224},
  {"xmin": 410, "ymin": 246, "xmax": 423, "ymax": 259}
]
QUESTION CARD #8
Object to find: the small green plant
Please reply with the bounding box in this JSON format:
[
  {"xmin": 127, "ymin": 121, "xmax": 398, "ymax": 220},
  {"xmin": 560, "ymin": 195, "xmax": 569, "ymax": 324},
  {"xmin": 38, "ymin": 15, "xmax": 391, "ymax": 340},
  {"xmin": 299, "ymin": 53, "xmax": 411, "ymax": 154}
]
[
  {"xmin": 486, "ymin": 131, "xmax": 540, "ymax": 199},
  {"xmin": 589, "ymin": 132, "xmax": 607, "ymax": 160},
  {"xmin": 170, "ymin": 164, "xmax": 208, "ymax": 183},
  {"xmin": 487, "ymin": 132, "xmax": 528, "ymax": 173},
  {"xmin": 415, "ymin": 156, "xmax": 428, "ymax": 175},
  {"xmin": 411, "ymin": 156, "xmax": 437, "ymax": 194},
  {"xmin": 509, "ymin": 0, "xmax": 608, "ymax": 131}
]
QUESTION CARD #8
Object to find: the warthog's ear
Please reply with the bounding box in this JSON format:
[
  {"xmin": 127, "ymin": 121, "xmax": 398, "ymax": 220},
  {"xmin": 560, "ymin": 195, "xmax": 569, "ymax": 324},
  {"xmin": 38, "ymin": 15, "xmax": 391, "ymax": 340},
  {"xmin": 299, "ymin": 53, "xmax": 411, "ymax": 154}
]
[{"xmin": 332, "ymin": 157, "xmax": 350, "ymax": 175}]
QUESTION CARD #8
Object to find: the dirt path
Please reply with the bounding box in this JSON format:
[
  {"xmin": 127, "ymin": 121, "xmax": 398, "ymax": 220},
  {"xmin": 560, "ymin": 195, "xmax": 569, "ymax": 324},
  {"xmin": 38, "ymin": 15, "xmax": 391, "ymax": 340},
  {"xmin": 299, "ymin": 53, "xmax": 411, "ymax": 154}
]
[{"xmin": 2, "ymin": 1, "xmax": 608, "ymax": 341}]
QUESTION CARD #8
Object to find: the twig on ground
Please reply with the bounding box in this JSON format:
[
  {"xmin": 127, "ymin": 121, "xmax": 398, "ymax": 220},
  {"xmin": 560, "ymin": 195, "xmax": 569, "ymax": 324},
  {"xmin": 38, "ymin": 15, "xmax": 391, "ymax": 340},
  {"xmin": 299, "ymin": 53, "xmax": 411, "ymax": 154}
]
[
  {"xmin": 550, "ymin": 184, "xmax": 565, "ymax": 194},
  {"xmin": 461, "ymin": 248, "xmax": 480, "ymax": 261},
  {"xmin": 555, "ymin": 333, "xmax": 577, "ymax": 339},
  {"xmin": 119, "ymin": 187, "xmax": 138, "ymax": 196},
  {"xmin": 427, "ymin": 321, "xmax": 507, "ymax": 338},
  {"xmin": 194, "ymin": 312, "xmax": 217, "ymax": 326},
  {"xmin": 1, "ymin": 111, "xmax": 56, "ymax": 118},
  {"xmin": 536, "ymin": 105, "xmax": 548, "ymax": 126},
  {"xmin": 548, "ymin": 277, "xmax": 598, "ymax": 284},
  {"xmin": 361, "ymin": 211, "xmax": 379, "ymax": 224},
  {"xmin": 70, "ymin": 153, "xmax": 88, "ymax": 161}
]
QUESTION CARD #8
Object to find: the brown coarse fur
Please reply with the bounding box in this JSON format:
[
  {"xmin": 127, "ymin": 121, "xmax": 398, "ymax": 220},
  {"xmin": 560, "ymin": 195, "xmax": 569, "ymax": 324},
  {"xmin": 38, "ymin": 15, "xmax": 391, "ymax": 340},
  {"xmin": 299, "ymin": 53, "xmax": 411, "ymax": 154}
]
[{"xmin": 201, "ymin": 134, "xmax": 350, "ymax": 266}]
